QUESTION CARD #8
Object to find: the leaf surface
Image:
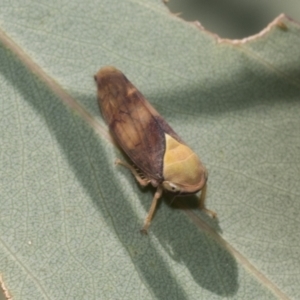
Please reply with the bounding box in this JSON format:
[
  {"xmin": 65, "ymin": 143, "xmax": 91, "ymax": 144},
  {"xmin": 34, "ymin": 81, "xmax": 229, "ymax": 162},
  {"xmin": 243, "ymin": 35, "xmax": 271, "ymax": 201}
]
[{"xmin": 0, "ymin": 1, "xmax": 300, "ymax": 299}]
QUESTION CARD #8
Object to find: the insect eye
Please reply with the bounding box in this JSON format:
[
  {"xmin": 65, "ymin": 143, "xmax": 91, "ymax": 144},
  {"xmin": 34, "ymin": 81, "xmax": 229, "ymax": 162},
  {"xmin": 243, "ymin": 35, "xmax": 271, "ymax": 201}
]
[{"xmin": 162, "ymin": 181, "xmax": 180, "ymax": 193}]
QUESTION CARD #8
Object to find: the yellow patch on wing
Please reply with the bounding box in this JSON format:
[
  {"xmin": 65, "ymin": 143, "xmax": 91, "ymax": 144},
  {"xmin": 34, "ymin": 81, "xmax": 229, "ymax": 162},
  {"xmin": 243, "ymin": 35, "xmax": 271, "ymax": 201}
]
[{"xmin": 163, "ymin": 134, "xmax": 202, "ymax": 186}]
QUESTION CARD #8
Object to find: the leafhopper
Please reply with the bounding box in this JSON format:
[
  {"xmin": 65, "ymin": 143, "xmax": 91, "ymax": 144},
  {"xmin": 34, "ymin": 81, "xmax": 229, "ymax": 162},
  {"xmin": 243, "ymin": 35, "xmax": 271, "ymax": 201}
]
[{"xmin": 94, "ymin": 66, "xmax": 216, "ymax": 233}]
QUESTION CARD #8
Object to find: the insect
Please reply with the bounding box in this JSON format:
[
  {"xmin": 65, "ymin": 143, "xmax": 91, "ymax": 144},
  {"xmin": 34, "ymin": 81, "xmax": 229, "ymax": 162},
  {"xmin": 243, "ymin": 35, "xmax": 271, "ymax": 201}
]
[{"xmin": 94, "ymin": 66, "xmax": 216, "ymax": 233}]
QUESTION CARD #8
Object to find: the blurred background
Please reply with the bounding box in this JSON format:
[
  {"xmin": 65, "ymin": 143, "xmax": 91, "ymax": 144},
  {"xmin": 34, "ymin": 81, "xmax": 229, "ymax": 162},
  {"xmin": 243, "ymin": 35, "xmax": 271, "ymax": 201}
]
[{"xmin": 165, "ymin": 0, "xmax": 300, "ymax": 38}]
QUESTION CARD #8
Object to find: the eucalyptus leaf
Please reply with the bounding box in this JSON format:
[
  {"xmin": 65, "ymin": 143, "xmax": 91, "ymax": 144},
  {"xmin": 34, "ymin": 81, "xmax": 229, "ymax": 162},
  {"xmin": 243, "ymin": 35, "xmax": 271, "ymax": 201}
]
[{"xmin": 0, "ymin": 1, "xmax": 300, "ymax": 299}]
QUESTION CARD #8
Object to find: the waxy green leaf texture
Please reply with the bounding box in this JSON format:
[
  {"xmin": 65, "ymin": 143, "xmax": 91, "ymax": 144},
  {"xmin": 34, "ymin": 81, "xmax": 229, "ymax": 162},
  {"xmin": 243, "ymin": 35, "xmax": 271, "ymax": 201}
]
[{"xmin": 1, "ymin": 1, "xmax": 300, "ymax": 299}]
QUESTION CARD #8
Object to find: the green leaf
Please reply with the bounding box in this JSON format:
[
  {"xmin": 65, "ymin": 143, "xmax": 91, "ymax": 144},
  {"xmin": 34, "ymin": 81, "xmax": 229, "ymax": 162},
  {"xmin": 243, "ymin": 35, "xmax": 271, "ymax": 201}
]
[{"xmin": 1, "ymin": 1, "xmax": 300, "ymax": 299}]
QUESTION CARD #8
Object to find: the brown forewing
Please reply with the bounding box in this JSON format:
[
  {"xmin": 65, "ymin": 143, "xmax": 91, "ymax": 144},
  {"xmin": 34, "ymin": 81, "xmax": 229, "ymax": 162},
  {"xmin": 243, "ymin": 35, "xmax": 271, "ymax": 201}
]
[{"xmin": 95, "ymin": 67, "xmax": 184, "ymax": 182}]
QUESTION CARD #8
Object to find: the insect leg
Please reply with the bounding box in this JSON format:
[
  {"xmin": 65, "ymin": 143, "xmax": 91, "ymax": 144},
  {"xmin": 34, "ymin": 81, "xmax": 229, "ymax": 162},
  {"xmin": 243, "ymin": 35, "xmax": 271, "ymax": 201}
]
[
  {"xmin": 115, "ymin": 159, "xmax": 150, "ymax": 187},
  {"xmin": 198, "ymin": 182, "xmax": 217, "ymax": 218},
  {"xmin": 140, "ymin": 185, "xmax": 163, "ymax": 234}
]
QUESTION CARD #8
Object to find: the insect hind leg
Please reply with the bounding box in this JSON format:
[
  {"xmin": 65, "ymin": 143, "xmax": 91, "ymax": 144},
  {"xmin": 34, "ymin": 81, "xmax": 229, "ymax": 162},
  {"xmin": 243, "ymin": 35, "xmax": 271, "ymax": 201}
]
[{"xmin": 115, "ymin": 159, "xmax": 150, "ymax": 187}]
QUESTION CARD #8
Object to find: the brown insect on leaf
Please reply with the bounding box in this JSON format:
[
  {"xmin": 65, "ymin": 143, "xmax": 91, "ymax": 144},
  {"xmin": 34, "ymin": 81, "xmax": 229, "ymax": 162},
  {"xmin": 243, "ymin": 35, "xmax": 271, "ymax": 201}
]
[{"xmin": 94, "ymin": 66, "xmax": 216, "ymax": 233}]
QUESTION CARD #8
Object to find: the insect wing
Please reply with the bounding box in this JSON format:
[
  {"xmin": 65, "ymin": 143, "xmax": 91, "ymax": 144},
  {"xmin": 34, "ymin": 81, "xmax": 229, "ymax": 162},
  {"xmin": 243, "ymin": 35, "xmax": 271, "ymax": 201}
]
[{"xmin": 97, "ymin": 70, "xmax": 166, "ymax": 180}]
